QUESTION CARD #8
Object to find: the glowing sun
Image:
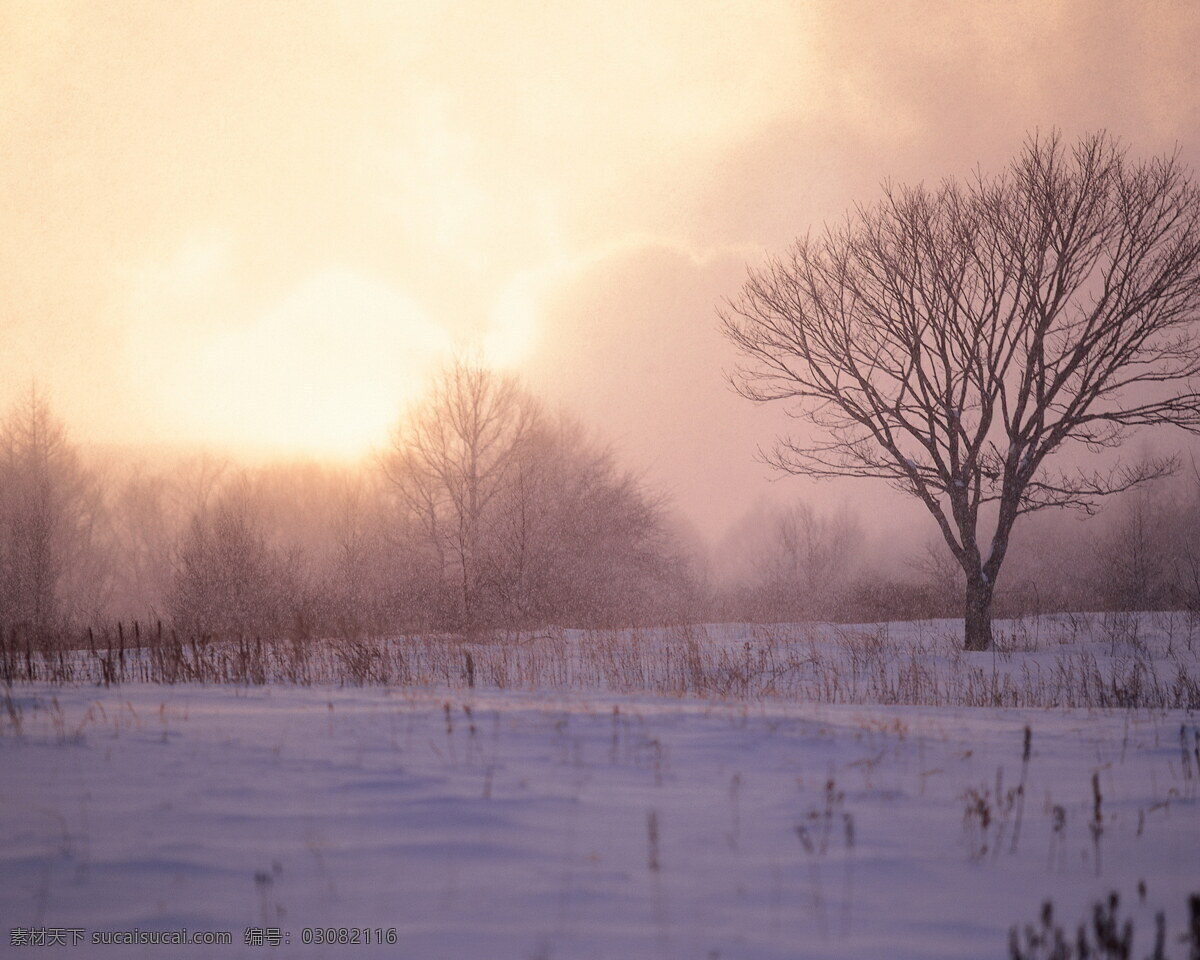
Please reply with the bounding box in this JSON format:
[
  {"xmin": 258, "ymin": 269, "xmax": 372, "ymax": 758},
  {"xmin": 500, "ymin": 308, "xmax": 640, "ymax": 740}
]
[{"xmin": 175, "ymin": 269, "xmax": 453, "ymax": 459}]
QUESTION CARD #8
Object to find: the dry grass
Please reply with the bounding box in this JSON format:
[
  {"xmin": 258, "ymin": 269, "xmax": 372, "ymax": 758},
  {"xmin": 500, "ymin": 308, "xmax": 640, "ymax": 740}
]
[{"xmin": 2, "ymin": 613, "xmax": 1198, "ymax": 710}]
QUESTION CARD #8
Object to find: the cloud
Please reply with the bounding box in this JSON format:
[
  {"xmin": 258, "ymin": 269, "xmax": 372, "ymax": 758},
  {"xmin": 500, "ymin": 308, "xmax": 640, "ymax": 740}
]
[{"xmin": 519, "ymin": 238, "xmax": 790, "ymax": 536}]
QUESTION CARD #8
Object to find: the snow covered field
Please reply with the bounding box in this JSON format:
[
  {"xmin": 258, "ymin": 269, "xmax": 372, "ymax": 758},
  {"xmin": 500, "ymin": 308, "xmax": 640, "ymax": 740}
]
[{"xmin": 3, "ymin": 617, "xmax": 1199, "ymax": 959}]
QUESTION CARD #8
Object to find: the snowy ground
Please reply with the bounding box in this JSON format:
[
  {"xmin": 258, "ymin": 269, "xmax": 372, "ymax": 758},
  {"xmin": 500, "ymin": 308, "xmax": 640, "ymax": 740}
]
[{"xmin": 2, "ymin": 620, "xmax": 1199, "ymax": 959}]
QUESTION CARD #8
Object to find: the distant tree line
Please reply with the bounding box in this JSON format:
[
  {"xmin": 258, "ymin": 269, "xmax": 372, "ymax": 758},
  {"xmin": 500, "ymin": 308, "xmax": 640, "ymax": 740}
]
[
  {"xmin": 711, "ymin": 473, "xmax": 1200, "ymax": 625},
  {"xmin": 0, "ymin": 369, "xmax": 699, "ymax": 643},
  {"xmin": 0, "ymin": 371, "xmax": 1198, "ymax": 645}
]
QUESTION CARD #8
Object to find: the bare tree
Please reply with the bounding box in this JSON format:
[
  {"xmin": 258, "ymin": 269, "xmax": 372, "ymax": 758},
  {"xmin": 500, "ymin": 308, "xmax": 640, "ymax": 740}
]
[
  {"xmin": 723, "ymin": 132, "xmax": 1200, "ymax": 649},
  {"xmin": 107, "ymin": 467, "xmax": 176, "ymax": 622},
  {"xmin": 383, "ymin": 361, "xmax": 541, "ymax": 633},
  {"xmin": 1097, "ymin": 487, "xmax": 1174, "ymax": 611},
  {"xmin": 384, "ymin": 364, "xmax": 688, "ymax": 631},
  {"xmin": 498, "ymin": 415, "xmax": 681, "ymax": 627},
  {"xmin": 721, "ymin": 500, "xmax": 863, "ymax": 621},
  {"xmin": 0, "ymin": 386, "xmax": 107, "ymax": 634},
  {"xmin": 168, "ymin": 478, "xmax": 298, "ymax": 639},
  {"xmin": 106, "ymin": 453, "xmax": 230, "ymax": 623}
]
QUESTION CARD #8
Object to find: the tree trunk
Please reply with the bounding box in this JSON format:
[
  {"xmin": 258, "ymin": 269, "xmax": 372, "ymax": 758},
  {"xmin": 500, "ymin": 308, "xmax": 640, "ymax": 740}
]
[{"xmin": 964, "ymin": 576, "xmax": 994, "ymax": 651}]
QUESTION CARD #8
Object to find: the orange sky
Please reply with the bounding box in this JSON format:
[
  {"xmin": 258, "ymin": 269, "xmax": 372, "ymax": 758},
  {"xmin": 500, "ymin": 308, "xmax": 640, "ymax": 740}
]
[{"xmin": 2, "ymin": 0, "xmax": 1198, "ymax": 539}]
